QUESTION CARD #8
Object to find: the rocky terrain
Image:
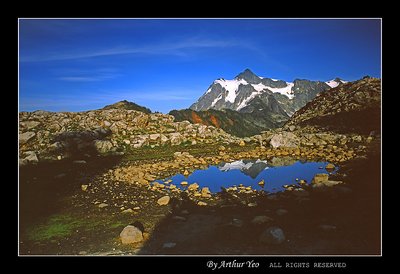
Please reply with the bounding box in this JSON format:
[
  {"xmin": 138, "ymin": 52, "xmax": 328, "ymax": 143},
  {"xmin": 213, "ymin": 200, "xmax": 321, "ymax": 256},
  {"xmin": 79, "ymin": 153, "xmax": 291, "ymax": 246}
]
[
  {"xmin": 18, "ymin": 76, "xmax": 381, "ymax": 256},
  {"xmin": 285, "ymin": 77, "xmax": 381, "ymax": 134},
  {"xmin": 19, "ymin": 108, "xmax": 239, "ymax": 165}
]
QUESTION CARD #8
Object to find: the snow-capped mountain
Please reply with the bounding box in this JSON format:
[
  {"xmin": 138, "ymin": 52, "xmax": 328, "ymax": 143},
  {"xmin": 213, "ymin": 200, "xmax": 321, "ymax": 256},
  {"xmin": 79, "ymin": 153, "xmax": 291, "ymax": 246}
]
[
  {"xmin": 218, "ymin": 159, "xmax": 269, "ymax": 179},
  {"xmin": 190, "ymin": 69, "xmax": 346, "ymax": 116}
]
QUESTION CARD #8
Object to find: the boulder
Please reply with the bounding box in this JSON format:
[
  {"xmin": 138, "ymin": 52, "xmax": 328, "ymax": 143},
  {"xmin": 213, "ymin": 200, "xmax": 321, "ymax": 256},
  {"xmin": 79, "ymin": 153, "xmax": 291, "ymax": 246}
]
[
  {"xmin": 259, "ymin": 227, "xmax": 286, "ymax": 244},
  {"xmin": 23, "ymin": 151, "xmax": 39, "ymax": 163},
  {"xmin": 188, "ymin": 183, "xmax": 199, "ymax": 191},
  {"xmin": 19, "ymin": 131, "xmax": 36, "ymax": 144},
  {"xmin": 311, "ymin": 173, "xmax": 329, "ymax": 184},
  {"xmin": 312, "ymin": 180, "xmax": 343, "ymax": 189},
  {"xmin": 157, "ymin": 196, "xmax": 170, "ymax": 206},
  {"xmin": 20, "ymin": 121, "xmax": 40, "ymax": 130},
  {"xmin": 201, "ymin": 187, "xmax": 211, "ymax": 198},
  {"xmin": 120, "ymin": 225, "xmax": 143, "ymax": 244},
  {"xmin": 149, "ymin": 133, "xmax": 160, "ymax": 141},
  {"xmin": 270, "ymin": 132, "xmax": 299, "ymax": 148},
  {"xmin": 93, "ymin": 140, "xmax": 114, "ymax": 153}
]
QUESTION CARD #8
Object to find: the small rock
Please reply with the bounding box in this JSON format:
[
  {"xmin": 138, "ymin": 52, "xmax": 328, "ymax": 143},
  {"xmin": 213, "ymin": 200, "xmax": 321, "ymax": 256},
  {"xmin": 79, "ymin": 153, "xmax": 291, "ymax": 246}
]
[
  {"xmin": 133, "ymin": 207, "xmax": 141, "ymax": 210},
  {"xmin": 276, "ymin": 209, "xmax": 288, "ymax": 216},
  {"xmin": 180, "ymin": 181, "xmax": 188, "ymax": 186},
  {"xmin": 157, "ymin": 196, "xmax": 170, "ymax": 206},
  {"xmin": 122, "ymin": 209, "xmax": 134, "ymax": 214},
  {"xmin": 239, "ymin": 140, "xmax": 245, "ymax": 146},
  {"xmin": 325, "ymin": 163, "xmax": 335, "ymax": 170},
  {"xmin": 197, "ymin": 201, "xmax": 207, "ymax": 206},
  {"xmin": 120, "ymin": 225, "xmax": 143, "ymax": 244},
  {"xmin": 73, "ymin": 160, "xmax": 87, "ymax": 164},
  {"xmin": 292, "ymin": 189, "xmax": 309, "ymax": 197},
  {"xmin": 288, "ymin": 125, "xmax": 296, "ymax": 132},
  {"xmin": 258, "ymin": 179, "xmax": 265, "ymax": 186},
  {"xmin": 78, "ymin": 251, "xmax": 87, "ymax": 255},
  {"xmin": 251, "ymin": 215, "xmax": 273, "ymax": 225},
  {"xmin": 54, "ymin": 173, "xmax": 66, "ymax": 179},
  {"xmin": 334, "ymin": 186, "xmax": 352, "ymax": 194},
  {"xmin": 98, "ymin": 203, "xmax": 108, "ymax": 208},
  {"xmin": 259, "ymin": 227, "xmax": 286, "ymax": 244},
  {"xmin": 219, "ymin": 145, "xmax": 226, "ymax": 151},
  {"xmin": 183, "ymin": 170, "xmax": 189, "ymax": 176},
  {"xmin": 162, "ymin": 242, "xmax": 176, "ymax": 249},
  {"xmin": 247, "ymin": 202, "xmax": 257, "ymax": 207},
  {"xmin": 231, "ymin": 218, "xmax": 243, "ymax": 228},
  {"xmin": 172, "ymin": 216, "xmax": 186, "ymax": 221},
  {"xmin": 81, "ymin": 185, "xmax": 88, "ymax": 191},
  {"xmin": 298, "ymin": 179, "xmax": 307, "ymax": 185},
  {"xmin": 319, "ymin": 224, "xmax": 337, "ymax": 232}
]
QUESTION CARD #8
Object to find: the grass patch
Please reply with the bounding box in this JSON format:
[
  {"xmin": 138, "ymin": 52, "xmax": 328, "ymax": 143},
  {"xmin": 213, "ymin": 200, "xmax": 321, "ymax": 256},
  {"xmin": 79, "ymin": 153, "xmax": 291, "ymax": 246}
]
[
  {"xmin": 26, "ymin": 213, "xmax": 125, "ymax": 242},
  {"xmin": 122, "ymin": 142, "xmax": 258, "ymax": 162}
]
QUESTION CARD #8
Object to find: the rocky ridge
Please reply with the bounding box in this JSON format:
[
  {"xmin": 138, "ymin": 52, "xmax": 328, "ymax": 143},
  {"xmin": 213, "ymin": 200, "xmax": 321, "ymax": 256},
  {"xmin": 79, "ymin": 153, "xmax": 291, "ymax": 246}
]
[
  {"xmin": 285, "ymin": 77, "xmax": 381, "ymax": 134},
  {"xmin": 19, "ymin": 109, "xmax": 240, "ymax": 165}
]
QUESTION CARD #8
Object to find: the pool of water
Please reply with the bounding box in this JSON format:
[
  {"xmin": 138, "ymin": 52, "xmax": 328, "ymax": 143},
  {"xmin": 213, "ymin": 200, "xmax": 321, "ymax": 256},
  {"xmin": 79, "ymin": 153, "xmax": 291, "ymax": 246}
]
[{"xmin": 155, "ymin": 157, "xmax": 338, "ymax": 193}]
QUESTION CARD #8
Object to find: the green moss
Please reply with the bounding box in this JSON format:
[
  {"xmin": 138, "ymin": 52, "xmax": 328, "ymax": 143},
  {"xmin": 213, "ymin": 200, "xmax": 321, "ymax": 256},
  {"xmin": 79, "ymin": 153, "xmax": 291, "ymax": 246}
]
[{"xmin": 26, "ymin": 213, "xmax": 125, "ymax": 242}]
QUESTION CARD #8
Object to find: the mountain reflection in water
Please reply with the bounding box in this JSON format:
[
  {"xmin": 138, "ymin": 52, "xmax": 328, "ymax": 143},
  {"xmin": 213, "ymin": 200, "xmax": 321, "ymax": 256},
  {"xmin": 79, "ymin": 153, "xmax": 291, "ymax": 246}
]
[
  {"xmin": 218, "ymin": 157, "xmax": 297, "ymax": 178},
  {"xmin": 156, "ymin": 158, "xmax": 337, "ymax": 193}
]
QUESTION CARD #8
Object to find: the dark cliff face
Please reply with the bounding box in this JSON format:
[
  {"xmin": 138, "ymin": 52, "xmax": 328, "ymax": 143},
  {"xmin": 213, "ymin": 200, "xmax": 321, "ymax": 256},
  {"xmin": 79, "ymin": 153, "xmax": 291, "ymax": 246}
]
[
  {"xmin": 102, "ymin": 100, "xmax": 151, "ymax": 114},
  {"xmin": 286, "ymin": 77, "xmax": 381, "ymax": 134},
  {"xmin": 169, "ymin": 108, "xmax": 287, "ymax": 138}
]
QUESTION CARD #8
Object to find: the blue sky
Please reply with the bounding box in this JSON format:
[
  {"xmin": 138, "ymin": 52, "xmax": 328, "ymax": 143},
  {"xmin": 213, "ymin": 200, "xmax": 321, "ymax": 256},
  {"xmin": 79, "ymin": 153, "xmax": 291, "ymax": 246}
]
[{"xmin": 19, "ymin": 19, "xmax": 381, "ymax": 113}]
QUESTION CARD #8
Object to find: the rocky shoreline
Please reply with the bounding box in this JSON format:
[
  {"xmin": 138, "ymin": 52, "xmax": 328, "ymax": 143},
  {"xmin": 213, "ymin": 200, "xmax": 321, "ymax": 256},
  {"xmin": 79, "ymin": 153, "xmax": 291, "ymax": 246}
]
[{"xmin": 19, "ymin": 133, "xmax": 380, "ymax": 255}]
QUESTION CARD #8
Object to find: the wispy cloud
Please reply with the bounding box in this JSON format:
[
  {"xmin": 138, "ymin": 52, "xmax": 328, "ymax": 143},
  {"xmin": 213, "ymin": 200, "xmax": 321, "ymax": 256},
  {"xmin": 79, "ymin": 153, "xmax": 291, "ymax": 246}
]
[
  {"xmin": 56, "ymin": 68, "xmax": 121, "ymax": 82},
  {"xmin": 20, "ymin": 37, "xmax": 255, "ymax": 62},
  {"xmin": 58, "ymin": 74, "xmax": 119, "ymax": 82}
]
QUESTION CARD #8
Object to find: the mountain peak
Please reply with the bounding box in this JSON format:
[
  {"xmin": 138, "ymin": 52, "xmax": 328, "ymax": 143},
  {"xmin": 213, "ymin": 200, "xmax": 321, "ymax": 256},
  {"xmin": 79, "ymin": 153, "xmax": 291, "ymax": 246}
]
[
  {"xmin": 234, "ymin": 68, "xmax": 261, "ymax": 84},
  {"xmin": 102, "ymin": 100, "xmax": 151, "ymax": 114}
]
